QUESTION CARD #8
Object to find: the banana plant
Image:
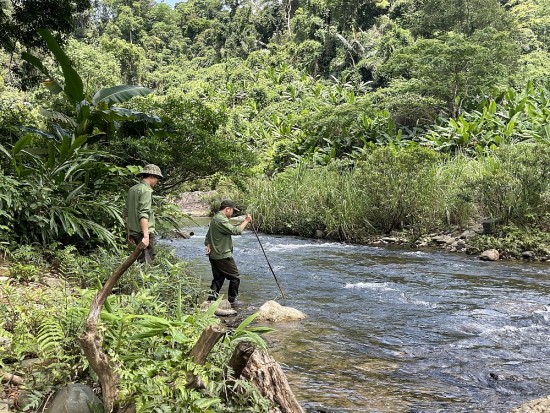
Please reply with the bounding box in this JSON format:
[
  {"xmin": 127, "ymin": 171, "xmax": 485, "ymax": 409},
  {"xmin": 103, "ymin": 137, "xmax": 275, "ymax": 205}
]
[{"xmin": 21, "ymin": 29, "xmax": 160, "ymax": 143}]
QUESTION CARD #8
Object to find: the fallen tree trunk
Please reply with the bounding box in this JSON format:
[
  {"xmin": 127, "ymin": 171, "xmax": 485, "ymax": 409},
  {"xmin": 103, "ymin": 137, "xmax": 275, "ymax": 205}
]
[
  {"xmin": 79, "ymin": 243, "xmax": 146, "ymax": 413},
  {"xmin": 228, "ymin": 342, "xmax": 305, "ymax": 413},
  {"xmin": 187, "ymin": 324, "xmax": 226, "ymax": 389}
]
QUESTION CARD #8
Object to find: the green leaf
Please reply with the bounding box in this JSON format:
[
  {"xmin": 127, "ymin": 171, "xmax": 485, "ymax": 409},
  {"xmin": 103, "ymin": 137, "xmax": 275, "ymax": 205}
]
[
  {"xmin": 234, "ymin": 312, "xmax": 259, "ymax": 333},
  {"xmin": 92, "ymin": 85, "xmax": 153, "ymax": 107},
  {"xmin": 38, "ymin": 29, "xmax": 84, "ymax": 103},
  {"xmin": 21, "ymin": 52, "xmax": 51, "ymax": 77},
  {"xmin": 13, "ymin": 135, "xmax": 33, "ymax": 155}
]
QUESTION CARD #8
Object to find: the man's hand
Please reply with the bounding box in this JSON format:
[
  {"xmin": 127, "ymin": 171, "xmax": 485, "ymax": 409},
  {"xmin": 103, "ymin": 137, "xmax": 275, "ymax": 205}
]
[
  {"xmin": 127, "ymin": 233, "xmax": 135, "ymax": 245},
  {"xmin": 244, "ymin": 214, "xmax": 251, "ymax": 223},
  {"xmin": 205, "ymin": 244, "xmax": 212, "ymax": 255},
  {"xmin": 142, "ymin": 234, "xmax": 150, "ymax": 247}
]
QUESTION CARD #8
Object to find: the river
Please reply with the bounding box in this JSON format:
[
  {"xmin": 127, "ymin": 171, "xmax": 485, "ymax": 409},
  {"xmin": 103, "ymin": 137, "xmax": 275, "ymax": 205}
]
[{"xmin": 167, "ymin": 219, "xmax": 550, "ymax": 413}]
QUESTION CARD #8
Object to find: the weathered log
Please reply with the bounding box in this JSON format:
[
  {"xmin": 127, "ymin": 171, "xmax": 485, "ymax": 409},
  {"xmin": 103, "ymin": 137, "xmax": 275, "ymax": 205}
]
[
  {"xmin": 79, "ymin": 243, "xmax": 146, "ymax": 413},
  {"xmin": 228, "ymin": 341, "xmax": 305, "ymax": 413},
  {"xmin": 187, "ymin": 324, "xmax": 226, "ymax": 389},
  {"xmin": 1, "ymin": 372, "xmax": 23, "ymax": 386}
]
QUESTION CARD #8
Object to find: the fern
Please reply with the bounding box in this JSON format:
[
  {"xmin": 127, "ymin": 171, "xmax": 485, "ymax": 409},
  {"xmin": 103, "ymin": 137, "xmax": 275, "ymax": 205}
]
[{"xmin": 36, "ymin": 317, "xmax": 65, "ymax": 358}]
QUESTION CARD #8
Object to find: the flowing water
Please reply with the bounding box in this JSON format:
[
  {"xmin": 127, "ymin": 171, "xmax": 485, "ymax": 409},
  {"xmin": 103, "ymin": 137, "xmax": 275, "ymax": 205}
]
[{"xmin": 167, "ymin": 220, "xmax": 550, "ymax": 413}]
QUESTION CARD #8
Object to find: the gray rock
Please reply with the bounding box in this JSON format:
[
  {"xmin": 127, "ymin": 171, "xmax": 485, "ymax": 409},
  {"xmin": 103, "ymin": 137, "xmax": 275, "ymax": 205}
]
[
  {"xmin": 200, "ymin": 300, "xmax": 237, "ymax": 316},
  {"xmin": 16, "ymin": 390, "xmax": 34, "ymax": 410},
  {"xmin": 381, "ymin": 237, "xmax": 398, "ymax": 243},
  {"xmin": 459, "ymin": 229, "xmax": 478, "ymax": 240},
  {"xmin": 522, "ymin": 251, "xmax": 535, "ymax": 260},
  {"xmin": 45, "ymin": 384, "xmax": 102, "ymax": 413},
  {"xmin": 314, "ymin": 230, "xmax": 325, "ymax": 239},
  {"xmin": 256, "ymin": 300, "xmax": 306, "ymax": 322},
  {"xmin": 433, "ymin": 235, "xmax": 455, "ymax": 245},
  {"xmin": 41, "ymin": 277, "xmax": 64, "ymax": 288},
  {"xmin": 0, "ymin": 401, "xmax": 8, "ymax": 413},
  {"xmin": 21, "ymin": 358, "xmax": 41, "ymax": 370},
  {"xmin": 480, "ymin": 249, "xmax": 500, "ymax": 261}
]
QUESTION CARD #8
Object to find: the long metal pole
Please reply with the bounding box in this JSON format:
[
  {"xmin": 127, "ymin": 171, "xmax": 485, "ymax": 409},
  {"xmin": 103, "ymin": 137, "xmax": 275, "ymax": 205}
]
[{"xmin": 251, "ymin": 224, "xmax": 287, "ymax": 299}]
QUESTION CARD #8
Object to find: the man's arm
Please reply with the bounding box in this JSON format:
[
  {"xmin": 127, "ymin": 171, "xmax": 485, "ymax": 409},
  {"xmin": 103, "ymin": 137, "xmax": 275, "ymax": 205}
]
[
  {"xmin": 215, "ymin": 214, "xmax": 252, "ymax": 235},
  {"xmin": 137, "ymin": 188, "xmax": 152, "ymax": 246},
  {"xmin": 140, "ymin": 217, "xmax": 150, "ymax": 247},
  {"xmin": 238, "ymin": 214, "xmax": 252, "ymax": 231}
]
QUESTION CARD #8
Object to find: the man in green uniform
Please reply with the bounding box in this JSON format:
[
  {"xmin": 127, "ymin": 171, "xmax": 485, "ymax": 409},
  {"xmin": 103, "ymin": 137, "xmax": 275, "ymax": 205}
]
[
  {"xmin": 125, "ymin": 164, "xmax": 163, "ymax": 263},
  {"xmin": 205, "ymin": 199, "xmax": 251, "ymax": 305}
]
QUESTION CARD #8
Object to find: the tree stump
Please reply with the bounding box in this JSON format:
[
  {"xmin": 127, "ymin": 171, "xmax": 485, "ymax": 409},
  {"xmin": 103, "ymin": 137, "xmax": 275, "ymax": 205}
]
[
  {"xmin": 229, "ymin": 342, "xmax": 305, "ymax": 413},
  {"xmin": 186, "ymin": 324, "xmax": 226, "ymax": 389}
]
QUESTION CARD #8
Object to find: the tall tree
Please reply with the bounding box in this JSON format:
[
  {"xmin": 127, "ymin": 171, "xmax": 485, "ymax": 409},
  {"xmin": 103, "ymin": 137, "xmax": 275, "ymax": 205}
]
[{"xmin": 0, "ymin": 0, "xmax": 92, "ymax": 52}]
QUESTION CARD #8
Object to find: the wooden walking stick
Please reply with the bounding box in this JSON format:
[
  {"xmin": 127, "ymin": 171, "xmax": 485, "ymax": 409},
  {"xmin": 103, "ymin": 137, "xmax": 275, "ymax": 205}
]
[{"xmin": 251, "ymin": 224, "xmax": 287, "ymax": 299}]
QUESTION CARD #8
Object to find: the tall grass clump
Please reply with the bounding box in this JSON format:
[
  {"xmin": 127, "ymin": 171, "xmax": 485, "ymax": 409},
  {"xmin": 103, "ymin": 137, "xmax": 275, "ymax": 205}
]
[
  {"xmin": 354, "ymin": 146, "xmax": 443, "ymax": 237},
  {"xmin": 467, "ymin": 143, "xmax": 550, "ymax": 226},
  {"xmin": 244, "ymin": 144, "xmax": 550, "ymax": 242},
  {"xmin": 245, "ymin": 147, "xmax": 453, "ymax": 240}
]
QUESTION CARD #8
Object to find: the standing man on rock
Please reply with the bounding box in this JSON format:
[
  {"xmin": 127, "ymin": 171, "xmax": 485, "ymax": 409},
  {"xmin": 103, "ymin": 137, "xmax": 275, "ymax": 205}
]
[
  {"xmin": 125, "ymin": 164, "xmax": 163, "ymax": 263},
  {"xmin": 205, "ymin": 200, "xmax": 251, "ymax": 305}
]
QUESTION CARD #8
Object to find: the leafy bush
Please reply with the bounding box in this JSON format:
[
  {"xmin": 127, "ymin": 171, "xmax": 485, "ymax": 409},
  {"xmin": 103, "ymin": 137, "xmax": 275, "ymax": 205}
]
[
  {"xmin": 467, "ymin": 225, "xmax": 550, "ymax": 259},
  {"xmin": 10, "ymin": 263, "xmax": 40, "ymax": 283},
  {"xmin": 0, "ymin": 246, "xmax": 273, "ymax": 413}
]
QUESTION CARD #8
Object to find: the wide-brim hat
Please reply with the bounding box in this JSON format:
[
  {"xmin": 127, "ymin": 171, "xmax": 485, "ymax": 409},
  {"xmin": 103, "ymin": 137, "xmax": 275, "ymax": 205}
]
[
  {"xmin": 140, "ymin": 164, "xmax": 163, "ymax": 178},
  {"xmin": 220, "ymin": 199, "xmax": 240, "ymax": 211}
]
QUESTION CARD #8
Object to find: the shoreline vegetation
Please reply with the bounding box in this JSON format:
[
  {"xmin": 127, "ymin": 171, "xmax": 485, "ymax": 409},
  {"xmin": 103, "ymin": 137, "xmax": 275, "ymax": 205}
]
[
  {"xmin": 218, "ymin": 144, "xmax": 549, "ymax": 262},
  {"xmin": 0, "ymin": 243, "xmax": 299, "ymax": 413}
]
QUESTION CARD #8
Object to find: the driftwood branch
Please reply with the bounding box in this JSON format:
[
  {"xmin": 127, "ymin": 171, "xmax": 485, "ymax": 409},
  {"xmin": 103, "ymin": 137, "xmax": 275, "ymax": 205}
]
[
  {"xmin": 187, "ymin": 324, "xmax": 226, "ymax": 389},
  {"xmin": 229, "ymin": 341, "xmax": 305, "ymax": 413},
  {"xmin": 79, "ymin": 243, "xmax": 146, "ymax": 413}
]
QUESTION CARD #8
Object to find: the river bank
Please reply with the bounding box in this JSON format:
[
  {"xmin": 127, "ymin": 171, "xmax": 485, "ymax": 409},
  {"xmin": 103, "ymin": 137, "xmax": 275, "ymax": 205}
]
[{"xmin": 176, "ymin": 191, "xmax": 550, "ymax": 262}]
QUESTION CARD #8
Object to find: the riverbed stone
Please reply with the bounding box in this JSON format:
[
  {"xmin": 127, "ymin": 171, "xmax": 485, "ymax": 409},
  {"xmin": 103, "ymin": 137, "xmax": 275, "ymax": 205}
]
[
  {"xmin": 510, "ymin": 395, "xmax": 550, "ymax": 413},
  {"xmin": 256, "ymin": 300, "xmax": 306, "ymax": 322},
  {"xmin": 480, "ymin": 249, "xmax": 500, "ymax": 261},
  {"xmin": 459, "ymin": 229, "xmax": 478, "ymax": 239},
  {"xmin": 200, "ymin": 300, "xmax": 237, "ymax": 316},
  {"xmin": 314, "ymin": 230, "xmax": 325, "ymax": 239},
  {"xmin": 0, "ymin": 401, "xmax": 8, "ymax": 413},
  {"xmin": 44, "ymin": 383, "xmax": 102, "ymax": 413},
  {"xmin": 0, "ymin": 277, "xmax": 10, "ymax": 284},
  {"xmin": 433, "ymin": 235, "xmax": 455, "ymax": 245},
  {"xmin": 522, "ymin": 251, "xmax": 535, "ymax": 260}
]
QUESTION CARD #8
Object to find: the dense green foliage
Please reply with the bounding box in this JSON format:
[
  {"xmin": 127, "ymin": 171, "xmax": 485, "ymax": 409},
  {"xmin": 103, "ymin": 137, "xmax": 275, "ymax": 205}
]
[
  {"xmin": 242, "ymin": 143, "xmax": 550, "ymax": 253},
  {"xmin": 0, "ymin": 245, "xmax": 273, "ymax": 412}
]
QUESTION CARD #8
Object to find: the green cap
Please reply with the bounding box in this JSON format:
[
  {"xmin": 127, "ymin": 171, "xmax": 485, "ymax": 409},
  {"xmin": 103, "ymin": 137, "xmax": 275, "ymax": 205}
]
[
  {"xmin": 220, "ymin": 200, "xmax": 240, "ymax": 211},
  {"xmin": 140, "ymin": 164, "xmax": 163, "ymax": 178}
]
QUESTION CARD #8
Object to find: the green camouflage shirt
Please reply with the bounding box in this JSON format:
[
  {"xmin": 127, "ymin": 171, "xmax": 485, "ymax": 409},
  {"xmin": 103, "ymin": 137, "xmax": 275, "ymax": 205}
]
[
  {"xmin": 125, "ymin": 181, "xmax": 155, "ymax": 236},
  {"xmin": 204, "ymin": 211, "xmax": 243, "ymax": 260}
]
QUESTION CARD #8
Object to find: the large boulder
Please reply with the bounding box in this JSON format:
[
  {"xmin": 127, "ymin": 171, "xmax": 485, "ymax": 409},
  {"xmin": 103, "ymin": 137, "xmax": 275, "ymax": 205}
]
[
  {"xmin": 256, "ymin": 301, "xmax": 306, "ymax": 322},
  {"xmin": 45, "ymin": 383, "xmax": 102, "ymax": 413},
  {"xmin": 480, "ymin": 249, "xmax": 500, "ymax": 261}
]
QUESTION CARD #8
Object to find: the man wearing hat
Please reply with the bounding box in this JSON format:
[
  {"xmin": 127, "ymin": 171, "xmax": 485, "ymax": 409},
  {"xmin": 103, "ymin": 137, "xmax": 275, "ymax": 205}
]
[
  {"xmin": 205, "ymin": 200, "xmax": 251, "ymax": 305},
  {"xmin": 125, "ymin": 164, "xmax": 163, "ymax": 263}
]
